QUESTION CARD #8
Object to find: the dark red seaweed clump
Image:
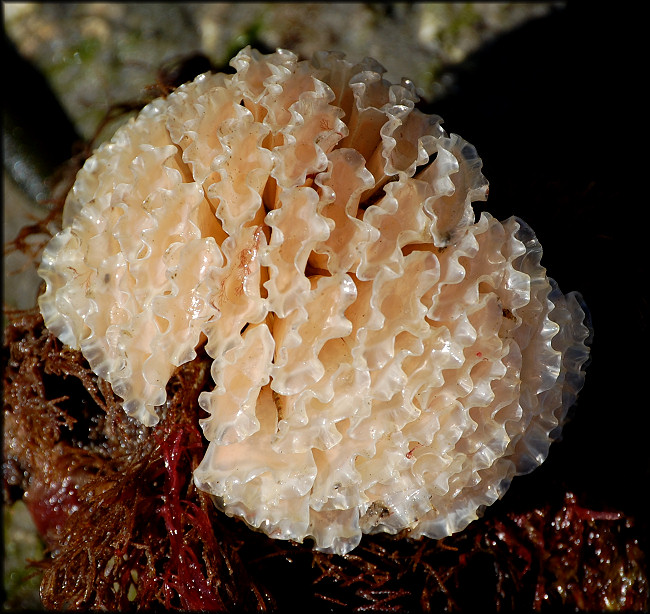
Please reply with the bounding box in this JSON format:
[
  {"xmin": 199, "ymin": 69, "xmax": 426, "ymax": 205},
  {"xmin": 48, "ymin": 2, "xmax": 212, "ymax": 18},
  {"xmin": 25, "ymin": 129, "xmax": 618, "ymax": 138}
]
[{"xmin": 2, "ymin": 311, "xmax": 271, "ymax": 611}]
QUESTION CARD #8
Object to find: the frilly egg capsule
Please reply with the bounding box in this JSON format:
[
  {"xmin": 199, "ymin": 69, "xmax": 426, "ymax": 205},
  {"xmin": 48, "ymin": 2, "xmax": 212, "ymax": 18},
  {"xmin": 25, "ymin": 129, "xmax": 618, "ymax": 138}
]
[{"xmin": 38, "ymin": 46, "xmax": 591, "ymax": 555}]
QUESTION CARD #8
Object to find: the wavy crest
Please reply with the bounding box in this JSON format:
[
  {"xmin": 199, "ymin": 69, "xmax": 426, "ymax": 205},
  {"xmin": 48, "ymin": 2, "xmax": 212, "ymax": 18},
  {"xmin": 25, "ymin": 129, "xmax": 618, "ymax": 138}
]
[{"xmin": 38, "ymin": 46, "xmax": 591, "ymax": 554}]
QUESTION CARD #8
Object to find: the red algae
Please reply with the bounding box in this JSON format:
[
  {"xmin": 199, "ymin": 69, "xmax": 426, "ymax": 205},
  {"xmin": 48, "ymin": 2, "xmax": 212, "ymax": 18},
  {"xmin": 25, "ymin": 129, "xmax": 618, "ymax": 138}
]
[{"xmin": 2, "ymin": 312, "xmax": 271, "ymax": 611}]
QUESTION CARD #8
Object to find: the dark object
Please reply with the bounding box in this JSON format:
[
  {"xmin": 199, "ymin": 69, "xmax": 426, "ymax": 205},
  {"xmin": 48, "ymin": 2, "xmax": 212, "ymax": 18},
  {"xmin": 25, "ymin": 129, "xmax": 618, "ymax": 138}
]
[
  {"xmin": 3, "ymin": 32, "xmax": 82, "ymax": 203},
  {"xmin": 144, "ymin": 52, "xmax": 216, "ymax": 98}
]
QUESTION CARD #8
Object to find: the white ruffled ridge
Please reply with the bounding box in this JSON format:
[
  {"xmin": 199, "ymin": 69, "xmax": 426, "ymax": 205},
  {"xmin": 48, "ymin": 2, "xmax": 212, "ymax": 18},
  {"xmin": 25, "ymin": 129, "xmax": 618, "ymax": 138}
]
[{"xmin": 38, "ymin": 46, "xmax": 591, "ymax": 554}]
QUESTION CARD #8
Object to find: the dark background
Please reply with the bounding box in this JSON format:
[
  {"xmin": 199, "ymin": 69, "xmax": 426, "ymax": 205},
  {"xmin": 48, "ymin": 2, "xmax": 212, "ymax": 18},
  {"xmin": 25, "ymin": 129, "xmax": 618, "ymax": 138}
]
[{"xmin": 430, "ymin": 2, "xmax": 647, "ymax": 530}]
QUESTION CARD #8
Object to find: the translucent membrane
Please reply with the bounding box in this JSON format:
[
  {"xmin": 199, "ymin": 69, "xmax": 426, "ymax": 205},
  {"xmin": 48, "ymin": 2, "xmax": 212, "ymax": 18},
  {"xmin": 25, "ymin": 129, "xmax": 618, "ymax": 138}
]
[{"xmin": 38, "ymin": 47, "xmax": 591, "ymax": 555}]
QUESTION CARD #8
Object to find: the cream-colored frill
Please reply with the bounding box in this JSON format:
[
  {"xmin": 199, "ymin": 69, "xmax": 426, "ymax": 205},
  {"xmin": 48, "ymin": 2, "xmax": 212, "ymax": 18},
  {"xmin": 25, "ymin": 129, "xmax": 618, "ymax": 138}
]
[{"xmin": 38, "ymin": 47, "xmax": 591, "ymax": 555}]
